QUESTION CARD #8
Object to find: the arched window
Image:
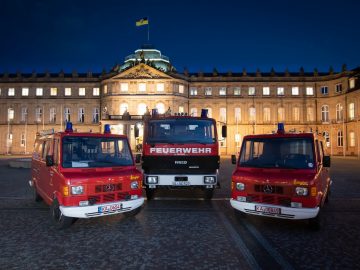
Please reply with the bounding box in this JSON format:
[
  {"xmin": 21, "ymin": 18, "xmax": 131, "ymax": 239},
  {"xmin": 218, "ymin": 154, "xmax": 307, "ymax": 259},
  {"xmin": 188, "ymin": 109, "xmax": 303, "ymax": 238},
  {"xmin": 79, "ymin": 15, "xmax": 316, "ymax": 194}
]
[
  {"xmin": 120, "ymin": 103, "xmax": 128, "ymax": 115},
  {"xmin": 263, "ymin": 107, "xmax": 271, "ymax": 123},
  {"xmin": 337, "ymin": 130, "xmax": 343, "ymax": 147},
  {"xmin": 277, "ymin": 107, "xmax": 285, "ymax": 122},
  {"xmin": 336, "ymin": 103, "xmax": 343, "ymax": 122},
  {"xmin": 249, "ymin": 107, "xmax": 256, "ymax": 122},
  {"xmin": 321, "ymin": 105, "xmax": 329, "ymax": 122},
  {"xmin": 138, "ymin": 103, "xmax": 147, "ymax": 115},
  {"xmin": 235, "ymin": 107, "xmax": 241, "ymax": 123},
  {"xmin": 156, "ymin": 102, "xmax": 165, "ymax": 114}
]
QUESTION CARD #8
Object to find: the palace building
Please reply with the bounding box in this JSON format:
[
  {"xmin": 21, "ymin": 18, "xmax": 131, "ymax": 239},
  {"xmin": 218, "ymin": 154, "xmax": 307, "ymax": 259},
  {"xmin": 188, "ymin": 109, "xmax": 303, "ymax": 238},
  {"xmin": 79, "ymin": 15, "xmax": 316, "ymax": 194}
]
[{"xmin": 1, "ymin": 44, "xmax": 359, "ymax": 156}]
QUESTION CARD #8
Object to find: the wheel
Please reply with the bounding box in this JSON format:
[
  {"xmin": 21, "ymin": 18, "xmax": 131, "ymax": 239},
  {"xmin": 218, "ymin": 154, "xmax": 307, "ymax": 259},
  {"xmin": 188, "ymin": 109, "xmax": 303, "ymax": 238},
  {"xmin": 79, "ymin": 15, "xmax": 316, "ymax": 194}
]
[
  {"xmin": 123, "ymin": 206, "xmax": 142, "ymax": 217},
  {"xmin": 308, "ymin": 210, "xmax": 322, "ymax": 230},
  {"xmin": 145, "ymin": 188, "xmax": 155, "ymax": 201},
  {"xmin": 204, "ymin": 189, "xmax": 214, "ymax": 200},
  {"xmin": 50, "ymin": 198, "xmax": 74, "ymax": 229},
  {"xmin": 33, "ymin": 186, "xmax": 43, "ymax": 202}
]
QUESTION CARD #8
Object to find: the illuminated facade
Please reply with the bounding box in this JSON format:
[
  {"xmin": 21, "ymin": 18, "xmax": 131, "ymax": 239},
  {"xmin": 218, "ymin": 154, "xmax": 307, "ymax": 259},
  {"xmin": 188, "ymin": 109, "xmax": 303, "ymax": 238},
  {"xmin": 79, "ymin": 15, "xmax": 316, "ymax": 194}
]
[{"xmin": 1, "ymin": 45, "xmax": 359, "ymax": 156}]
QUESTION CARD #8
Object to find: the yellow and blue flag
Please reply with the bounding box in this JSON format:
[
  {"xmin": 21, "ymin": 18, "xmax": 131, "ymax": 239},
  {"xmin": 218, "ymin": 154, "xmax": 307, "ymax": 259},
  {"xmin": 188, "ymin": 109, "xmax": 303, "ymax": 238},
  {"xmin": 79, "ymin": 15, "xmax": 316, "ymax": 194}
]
[{"xmin": 136, "ymin": 17, "xmax": 149, "ymax": 27}]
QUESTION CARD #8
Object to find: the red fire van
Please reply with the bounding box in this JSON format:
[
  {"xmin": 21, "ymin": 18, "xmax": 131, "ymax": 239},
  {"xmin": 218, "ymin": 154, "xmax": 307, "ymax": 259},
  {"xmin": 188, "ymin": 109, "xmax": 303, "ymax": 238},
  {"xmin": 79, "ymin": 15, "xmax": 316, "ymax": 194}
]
[
  {"xmin": 30, "ymin": 123, "xmax": 144, "ymax": 229},
  {"xmin": 230, "ymin": 124, "xmax": 331, "ymax": 229}
]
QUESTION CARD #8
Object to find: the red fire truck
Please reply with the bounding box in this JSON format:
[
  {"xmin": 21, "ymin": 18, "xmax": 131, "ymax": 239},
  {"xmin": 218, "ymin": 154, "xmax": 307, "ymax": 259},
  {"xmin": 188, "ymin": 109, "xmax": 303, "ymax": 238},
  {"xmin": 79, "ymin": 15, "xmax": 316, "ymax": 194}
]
[
  {"xmin": 30, "ymin": 123, "xmax": 144, "ymax": 229},
  {"xmin": 230, "ymin": 123, "xmax": 331, "ymax": 229},
  {"xmin": 136, "ymin": 109, "xmax": 226, "ymax": 200}
]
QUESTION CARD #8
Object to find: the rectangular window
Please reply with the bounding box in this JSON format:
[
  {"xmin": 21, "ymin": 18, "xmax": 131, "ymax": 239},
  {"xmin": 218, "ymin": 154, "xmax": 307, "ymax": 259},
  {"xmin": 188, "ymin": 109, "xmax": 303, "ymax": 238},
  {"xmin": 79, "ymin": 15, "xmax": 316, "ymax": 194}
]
[
  {"xmin": 79, "ymin": 88, "xmax": 86, "ymax": 96},
  {"xmin": 78, "ymin": 108, "xmax": 85, "ymax": 123},
  {"xmin": 138, "ymin": 83, "xmax": 146, "ymax": 92},
  {"xmin": 8, "ymin": 108, "xmax": 14, "ymax": 121},
  {"xmin": 277, "ymin": 87, "xmax": 284, "ymax": 96},
  {"xmin": 50, "ymin": 87, "xmax": 57, "ymax": 96},
  {"xmin": 21, "ymin": 107, "xmax": 28, "ymax": 122},
  {"xmin": 291, "ymin": 86, "xmax": 299, "ymax": 95},
  {"xmin": 93, "ymin": 108, "xmax": 99, "ymax": 123},
  {"xmin": 104, "ymin": 85, "xmax": 108, "ymax": 94},
  {"xmin": 190, "ymin": 87, "xmax": 197, "ymax": 96},
  {"xmin": 235, "ymin": 107, "xmax": 241, "ymax": 122},
  {"xmin": 248, "ymin": 87, "xmax": 255, "ymax": 96},
  {"xmin": 36, "ymin": 88, "xmax": 43, "ymax": 96},
  {"xmin": 219, "ymin": 87, "xmax": 227, "ymax": 96},
  {"xmin": 263, "ymin": 107, "xmax": 271, "ymax": 122},
  {"xmin": 234, "ymin": 87, "xmax": 241, "ymax": 95},
  {"xmin": 179, "ymin": 85, "xmax": 184, "ymax": 94},
  {"xmin": 65, "ymin": 88, "xmax": 72, "ymax": 96},
  {"xmin": 8, "ymin": 88, "xmax": 15, "ymax": 96},
  {"xmin": 64, "ymin": 107, "xmax": 71, "ymax": 122},
  {"xmin": 321, "ymin": 86, "xmax": 328, "ymax": 95},
  {"xmin": 349, "ymin": 78, "xmax": 355, "ymax": 89},
  {"xmin": 293, "ymin": 107, "xmax": 300, "ymax": 122},
  {"xmin": 220, "ymin": 107, "xmax": 226, "ymax": 122},
  {"xmin": 156, "ymin": 83, "xmax": 164, "ymax": 92},
  {"xmin": 205, "ymin": 87, "xmax": 212, "ymax": 96},
  {"xmin": 120, "ymin": 83, "xmax": 128, "ymax": 92},
  {"xmin": 307, "ymin": 107, "xmax": 314, "ymax": 122},
  {"xmin": 93, "ymin": 87, "xmax": 100, "ymax": 96},
  {"xmin": 336, "ymin": 83, "xmax": 342, "ymax": 93},
  {"xmin": 349, "ymin": 132, "xmax": 356, "ymax": 147},
  {"xmin": 50, "ymin": 108, "xmax": 56, "ymax": 123},
  {"xmin": 20, "ymin": 133, "xmax": 26, "ymax": 147},
  {"xmin": 278, "ymin": 107, "xmax": 285, "ymax": 122},
  {"xmin": 349, "ymin": 103, "xmax": 355, "ymax": 120},
  {"xmin": 306, "ymin": 87, "xmax": 314, "ymax": 95},
  {"xmin": 262, "ymin": 87, "xmax": 270, "ymax": 96},
  {"xmin": 249, "ymin": 107, "xmax": 256, "ymax": 122},
  {"xmin": 35, "ymin": 107, "xmax": 42, "ymax": 122},
  {"xmin": 190, "ymin": 108, "xmax": 198, "ymax": 116},
  {"xmin": 22, "ymin": 87, "xmax": 29, "ymax": 96}
]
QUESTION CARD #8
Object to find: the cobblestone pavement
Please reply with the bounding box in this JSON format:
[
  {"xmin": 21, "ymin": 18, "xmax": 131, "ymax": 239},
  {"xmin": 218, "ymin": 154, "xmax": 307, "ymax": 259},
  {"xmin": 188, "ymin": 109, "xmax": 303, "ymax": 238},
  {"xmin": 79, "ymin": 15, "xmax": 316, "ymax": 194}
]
[{"xmin": 0, "ymin": 157, "xmax": 359, "ymax": 269}]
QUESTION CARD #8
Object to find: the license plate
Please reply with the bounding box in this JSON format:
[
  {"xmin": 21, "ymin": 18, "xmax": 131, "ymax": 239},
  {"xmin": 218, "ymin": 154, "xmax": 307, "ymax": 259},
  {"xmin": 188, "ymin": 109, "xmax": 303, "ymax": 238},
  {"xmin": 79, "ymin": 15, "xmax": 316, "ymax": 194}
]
[
  {"xmin": 255, "ymin": 205, "xmax": 281, "ymax": 214},
  {"xmin": 173, "ymin": 181, "xmax": 190, "ymax": 186},
  {"xmin": 98, "ymin": 203, "xmax": 123, "ymax": 213}
]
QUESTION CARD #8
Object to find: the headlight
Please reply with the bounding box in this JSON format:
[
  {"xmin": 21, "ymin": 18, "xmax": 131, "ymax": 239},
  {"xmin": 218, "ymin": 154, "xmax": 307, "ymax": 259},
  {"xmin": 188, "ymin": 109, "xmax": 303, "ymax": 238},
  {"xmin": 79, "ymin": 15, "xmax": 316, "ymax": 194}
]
[
  {"xmin": 295, "ymin": 187, "xmax": 308, "ymax": 196},
  {"xmin": 71, "ymin": 186, "xmax": 84, "ymax": 195},
  {"xmin": 131, "ymin": 181, "xmax": 139, "ymax": 189},
  {"xmin": 146, "ymin": 176, "xmax": 158, "ymax": 184},
  {"xmin": 204, "ymin": 176, "xmax": 216, "ymax": 184},
  {"xmin": 236, "ymin": 182, "xmax": 245, "ymax": 191}
]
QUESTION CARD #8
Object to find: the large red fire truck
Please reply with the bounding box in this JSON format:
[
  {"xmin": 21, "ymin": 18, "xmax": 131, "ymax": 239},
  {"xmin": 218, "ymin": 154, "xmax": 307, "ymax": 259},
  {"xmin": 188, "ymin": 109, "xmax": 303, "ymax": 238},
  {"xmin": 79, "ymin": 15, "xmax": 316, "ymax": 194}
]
[
  {"xmin": 230, "ymin": 123, "xmax": 331, "ymax": 229},
  {"xmin": 30, "ymin": 123, "xmax": 144, "ymax": 229},
  {"xmin": 135, "ymin": 109, "xmax": 226, "ymax": 200}
]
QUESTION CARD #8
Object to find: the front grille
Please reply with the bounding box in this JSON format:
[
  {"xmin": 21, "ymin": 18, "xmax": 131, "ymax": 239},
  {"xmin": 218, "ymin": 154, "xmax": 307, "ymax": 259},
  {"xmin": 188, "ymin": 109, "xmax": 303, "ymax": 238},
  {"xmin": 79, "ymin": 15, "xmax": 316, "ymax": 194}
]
[
  {"xmin": 254, "ymin": 185, "xmax": 284, "ymax": 194},
  {"xmin": 88, "ymin": 192, "xmax": 130, "ymax": 205},
  {"xmin": 95, "ymin": 183, "xmax": 122, "ymax": 193},
  {"xmin": 247, "ymin": 194, "xmax": 291, "ymax": 207}
]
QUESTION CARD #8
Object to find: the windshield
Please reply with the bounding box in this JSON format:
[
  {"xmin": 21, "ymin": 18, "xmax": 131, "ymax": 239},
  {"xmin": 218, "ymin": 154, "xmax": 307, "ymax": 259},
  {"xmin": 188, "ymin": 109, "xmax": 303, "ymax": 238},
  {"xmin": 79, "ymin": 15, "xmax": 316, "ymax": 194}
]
[
  {"xmin": 239, "ymin": 137, "xmax": 315, "ymax": 169},
  {"xmin": 62, "ymin": 136, "xmax": 133, "ymax": 168},
  {"xmin": 146, "ymin": 118, "xmax": 216, "ymax": 144}
]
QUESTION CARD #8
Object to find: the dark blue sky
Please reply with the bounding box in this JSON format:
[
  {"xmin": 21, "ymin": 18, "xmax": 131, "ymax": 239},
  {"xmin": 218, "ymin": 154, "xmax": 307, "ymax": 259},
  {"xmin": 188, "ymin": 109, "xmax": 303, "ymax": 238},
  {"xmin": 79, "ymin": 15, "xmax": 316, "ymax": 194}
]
[{"xmin": 1, "ymin": 0, "xmax": 359, "ymax": 73}]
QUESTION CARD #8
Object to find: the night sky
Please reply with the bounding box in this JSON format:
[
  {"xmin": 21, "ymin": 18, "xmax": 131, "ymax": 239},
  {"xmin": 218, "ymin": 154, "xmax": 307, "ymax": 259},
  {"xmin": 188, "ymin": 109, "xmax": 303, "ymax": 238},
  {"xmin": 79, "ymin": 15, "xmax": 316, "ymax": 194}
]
[{"xmin": 1, "ymin": 0, "xmax": 359, "ymax": 74}]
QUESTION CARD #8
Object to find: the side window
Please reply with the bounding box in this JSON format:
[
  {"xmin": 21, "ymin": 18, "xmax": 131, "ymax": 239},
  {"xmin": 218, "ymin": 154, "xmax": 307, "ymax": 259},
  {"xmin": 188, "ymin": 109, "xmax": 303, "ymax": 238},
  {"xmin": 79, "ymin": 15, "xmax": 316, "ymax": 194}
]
[
  {"xmin": 38, "ymin": 142, "xmax": 44, "ymax": 159},
  {"xmin": 315, "ymin": 140, "xmax": 323, "ymax": 164},
  {"xmin": 42, "ymin": 140, "xmax": 52, "ymax": 160}
]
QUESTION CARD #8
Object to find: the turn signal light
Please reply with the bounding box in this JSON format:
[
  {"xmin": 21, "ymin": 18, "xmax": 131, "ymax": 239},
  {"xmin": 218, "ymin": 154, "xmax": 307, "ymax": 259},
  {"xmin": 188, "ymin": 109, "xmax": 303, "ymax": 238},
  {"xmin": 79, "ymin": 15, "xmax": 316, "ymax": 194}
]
[{"xmin": 63, "ymin": 186, "xmax": 69, "ymax": 196}]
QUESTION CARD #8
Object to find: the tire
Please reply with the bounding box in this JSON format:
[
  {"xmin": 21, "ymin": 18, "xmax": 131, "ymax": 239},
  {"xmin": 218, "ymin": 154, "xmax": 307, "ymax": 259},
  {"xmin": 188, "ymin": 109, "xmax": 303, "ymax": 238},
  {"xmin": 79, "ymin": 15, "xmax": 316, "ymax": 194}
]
[
  {"xmin": 50, "ymin": 198, "xmax": 74, "ymax": 229},
  {"xmin": 204, "ymin": 189, "xmax": 214, "ymax": 200},
  {"xmin": 308, "ymin": 210, "xmax": 322, "ymax": 230},
  {"xmin": 123, "ymin": 206, "xmax": 142, "ymax": 217},
  {"xmin": 145, "ymin": 188, "xmax": 155, "ymax": 201},
  {"xmin": 33, "ymin": 186, "xmax": 43, "ymax": 202}
]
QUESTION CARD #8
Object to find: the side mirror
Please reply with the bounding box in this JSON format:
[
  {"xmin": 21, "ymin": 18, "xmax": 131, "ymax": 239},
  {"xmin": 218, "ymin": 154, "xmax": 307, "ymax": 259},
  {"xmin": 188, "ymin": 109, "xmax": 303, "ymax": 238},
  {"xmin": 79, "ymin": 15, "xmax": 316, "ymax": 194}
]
[
  {"xmin": 222, "ymin": 126, "xmax": 227, "ymax": 138},
  {"xmin": 134, "ymin": 125, "xmax": 139, "ymax": 138},
  {"xmin": 135, "ymin": 154, "xmax": 141, "ymax": 164},
  {"xmin": 46, "ymin": 155, "xmax": 54, "ymax": 167},
  {"xmin": 323, "ymin": 156, "xmax": 331, "ymax": 167},
  {"xmin": 231, "ymin": 154, "xmax": 237, "ymax": 165}
]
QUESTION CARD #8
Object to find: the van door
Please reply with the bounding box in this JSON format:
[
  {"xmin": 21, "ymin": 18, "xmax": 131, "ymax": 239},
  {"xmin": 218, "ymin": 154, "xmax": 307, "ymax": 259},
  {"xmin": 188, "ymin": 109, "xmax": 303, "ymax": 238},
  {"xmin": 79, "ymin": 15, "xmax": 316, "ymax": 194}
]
[
  {"xmin": 315, "ymin": 139, "xmax": 326, "ymax": 204},
  {"xmin": 39, "ymin": 139, "xmax": 53, "ymax": 203}
]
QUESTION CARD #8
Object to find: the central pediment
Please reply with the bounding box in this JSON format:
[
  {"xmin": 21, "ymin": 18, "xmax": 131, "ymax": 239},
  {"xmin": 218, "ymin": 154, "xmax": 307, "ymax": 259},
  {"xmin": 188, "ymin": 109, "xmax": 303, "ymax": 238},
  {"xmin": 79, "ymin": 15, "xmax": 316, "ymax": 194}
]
[{"xmin": 111, "ymin": 64, "xmax": 172, "ymax": 80}]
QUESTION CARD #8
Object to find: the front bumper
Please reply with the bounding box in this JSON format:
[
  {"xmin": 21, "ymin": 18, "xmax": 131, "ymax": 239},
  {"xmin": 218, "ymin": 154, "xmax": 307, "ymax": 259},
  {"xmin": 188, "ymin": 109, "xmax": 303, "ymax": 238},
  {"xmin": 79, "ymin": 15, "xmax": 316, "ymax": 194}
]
[
  {"xmin": 144, "ymin": 174, "xmax": 217, "ymax": 188},
  {"xmin": 60, "ymin": 197, "xmax": 144, "ymax": 218},
  {"xmin": 230, "ymin": 199, "xmax": 319, "ymax": 220}
]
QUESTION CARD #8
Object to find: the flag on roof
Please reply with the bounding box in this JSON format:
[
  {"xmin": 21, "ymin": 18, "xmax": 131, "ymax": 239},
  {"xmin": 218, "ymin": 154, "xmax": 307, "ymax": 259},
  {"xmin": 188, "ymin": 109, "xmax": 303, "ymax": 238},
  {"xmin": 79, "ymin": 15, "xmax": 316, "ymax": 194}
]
[{"xmin": 136, "ymin": 17, "xmax": 149, "ymax": 27}]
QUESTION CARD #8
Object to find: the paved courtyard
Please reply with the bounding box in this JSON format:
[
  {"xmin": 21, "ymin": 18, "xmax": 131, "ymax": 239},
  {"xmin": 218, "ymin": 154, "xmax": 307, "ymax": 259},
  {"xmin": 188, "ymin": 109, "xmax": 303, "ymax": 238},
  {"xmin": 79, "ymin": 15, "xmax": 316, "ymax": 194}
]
[{"xmin": 0, "ymin": 157, "xmax": 359, "ymax": 269}]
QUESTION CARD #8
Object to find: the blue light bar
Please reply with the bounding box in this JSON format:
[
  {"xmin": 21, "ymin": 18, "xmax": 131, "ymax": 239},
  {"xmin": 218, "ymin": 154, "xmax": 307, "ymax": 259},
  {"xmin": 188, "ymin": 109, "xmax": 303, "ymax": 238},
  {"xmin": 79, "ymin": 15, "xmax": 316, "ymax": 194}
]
[
  {"xmin": 104, "ymin": 124, "xmax": 111, "ymax": 134},
  {"xmin": 65, "ymin": 122, "xmax": 73, "ymax": 132},
  {"xmin": 201, "ymin": 109, "xmax": 208, "ymax": 118},
  {"xmin": 277, "ymin": 123, "xmax": 285, "ymax": 134}
]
